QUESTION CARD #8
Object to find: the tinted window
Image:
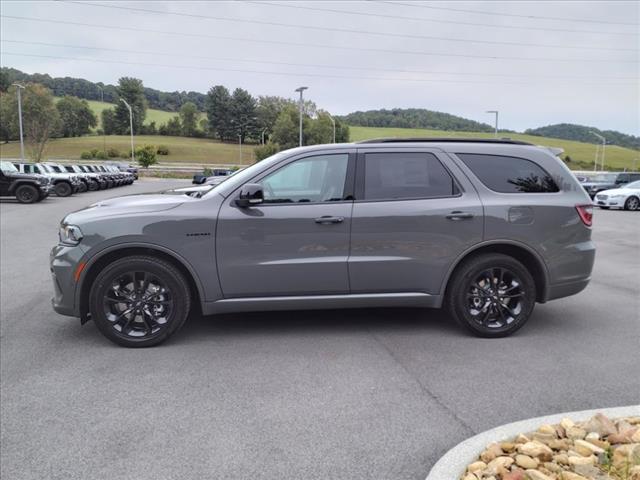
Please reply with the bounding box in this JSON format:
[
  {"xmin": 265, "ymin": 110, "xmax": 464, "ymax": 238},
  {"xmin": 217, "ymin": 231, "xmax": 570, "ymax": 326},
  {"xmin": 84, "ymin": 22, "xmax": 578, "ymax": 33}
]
[
  {"xmin": 261, "ymin": 154, "xmax": 349, "ymax": 204},
  {"xmin": 363, "ymin": 152, "xmax": 458, "ymax": 200},
  {"xmin": 457, "ymin": 154, "xmax": 559, "ymax": 193}
]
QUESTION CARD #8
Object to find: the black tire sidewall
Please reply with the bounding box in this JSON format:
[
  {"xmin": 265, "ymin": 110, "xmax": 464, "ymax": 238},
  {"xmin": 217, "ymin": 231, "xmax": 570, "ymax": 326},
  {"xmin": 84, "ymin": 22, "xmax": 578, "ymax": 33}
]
[
  {"xmin": 88, "ymin": 180, "xmax": 98, "ymax": 191},
  {"xmin": 55, "ymin": 182, "xmax": 72, "ymax": 197},
  {"xmin": 89, "ymin": 256, "xmax": 191, "ymax": 347},
  {"xmin": 447, "ymin": 254, "xmax": 536, "ymax": 338},
  {"xmin": 15, "ymin": 185, "xmax": 38, "ymax": 203}
]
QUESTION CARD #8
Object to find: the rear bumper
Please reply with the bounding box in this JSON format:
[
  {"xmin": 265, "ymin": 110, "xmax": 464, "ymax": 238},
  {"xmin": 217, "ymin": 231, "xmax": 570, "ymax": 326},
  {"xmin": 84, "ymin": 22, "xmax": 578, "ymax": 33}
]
[{"xmin": 546, "ymin": 277, "xmax": 591, "ymax": 301}]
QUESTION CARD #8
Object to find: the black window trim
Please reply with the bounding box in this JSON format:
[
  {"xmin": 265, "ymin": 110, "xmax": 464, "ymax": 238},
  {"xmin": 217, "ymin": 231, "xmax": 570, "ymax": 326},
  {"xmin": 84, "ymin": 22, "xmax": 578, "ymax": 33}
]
[
  {"xmin": 454, "ymin": 152, "xmax": 561, "ymax": 195},
  {"xmin": 354, "ymin": 150, "xmax": 463, "ymax": 203},
  {"xmin": 236, "ymin": 151, "xmax": 357, "ymax": 207}
]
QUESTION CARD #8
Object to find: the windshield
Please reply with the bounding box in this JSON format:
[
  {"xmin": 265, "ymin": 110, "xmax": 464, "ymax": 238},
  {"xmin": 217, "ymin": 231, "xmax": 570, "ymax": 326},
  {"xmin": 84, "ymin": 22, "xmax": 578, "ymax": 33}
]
[
  {"xmin": 0, "ymin": 161, "xmax": 19, "ymax": 174},
  {"xmin": 625, "ymin": 180, "xmax": 640, "ymax": 189},
  {"xmin": 37, "ymin": 164, "xmax": 53, "ymax": 173},
  {"xmin": 48, "ymin": 164, "xmax": 63, "ymax": 173},
  {"xmin": 591, "ymin": 173, "xmax": 617, "ymax": 182}
]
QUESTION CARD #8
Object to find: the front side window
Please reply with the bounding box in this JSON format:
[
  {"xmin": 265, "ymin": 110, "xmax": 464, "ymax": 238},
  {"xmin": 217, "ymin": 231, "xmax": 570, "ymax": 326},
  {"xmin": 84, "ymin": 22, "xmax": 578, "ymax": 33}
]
[
  {"xmin": 22, "ymin": 164, "xmax": 33, "ymax": 174},
  {"xmin": 457, "ymin": 153, "xmax": 559, "ymax": 193},
  {"xmin": 260, "ymin": 154, "xmax": 349, "ymax": 204},
  {"xmin": 363, "ymin": 152, "xmax": 458, "ymax": 201}
]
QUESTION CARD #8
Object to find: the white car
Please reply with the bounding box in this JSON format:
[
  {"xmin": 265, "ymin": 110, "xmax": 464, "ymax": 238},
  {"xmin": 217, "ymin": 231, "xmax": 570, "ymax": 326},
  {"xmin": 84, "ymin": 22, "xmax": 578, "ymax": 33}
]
[{"xmin": 594, "ymin": 180, "xmax": 640, "ymax": 211}]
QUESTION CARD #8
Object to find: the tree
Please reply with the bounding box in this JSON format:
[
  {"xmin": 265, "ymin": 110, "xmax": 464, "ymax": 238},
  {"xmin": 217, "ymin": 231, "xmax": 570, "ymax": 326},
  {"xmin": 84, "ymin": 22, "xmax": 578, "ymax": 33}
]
[
  {"xmin": 205, "ymin": 85, "xmax": 232, "ymax": 141},
  {"xmin": 56, "ymin": 96, "xmax": 97, "ymax": 137},
  {"xmin": 20, "ymin": 83, "xmax": 61, "ymax": 161},
  {"xmin": 159, "ymin": 116, "xmax": 182, "ymax": 136},
  {"xmin": 179, "ymin": 101, "xmax": 198, "ymax": 137},
  {"xmin": 101, "ymin": 108, "xmax": 117, "ymax": 135},
  {"xmin": 230, "ymin": 88, "xmax": 257, "ymax": 142},
  {"xmin": 271, "ymin": 105, "xmax": 305, "ymax": 150},
  {"xmin": 0, "ymin": 70, "xmax": 10, "ymax": 93},
  {"xmin": 0, "ymin": 90, "xmax": 18, "ymax": 143},
  {"xmin": 134, "ymin": 144, "xmax": 157, "ymax": 168},
  {"xmin": 254, "ymin": 142, "xmax": 280, "ymax": 161},
  {"xmin": 114, "ymin": 77, "xmax": 147, "ymax": 134}
]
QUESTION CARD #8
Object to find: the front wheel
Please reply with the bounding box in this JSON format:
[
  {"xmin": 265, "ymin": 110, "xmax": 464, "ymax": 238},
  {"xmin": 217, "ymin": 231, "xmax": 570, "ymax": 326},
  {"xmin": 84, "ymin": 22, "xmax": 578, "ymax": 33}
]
[
  {"xmin": 77, "ymin": 182, "xmax": 88, "ymax": 193},
  {"xmin": 446, "ymin": 254, "xmax": 536, "ymax": 338},
  {"xmin": 15, "ymin": 184, "xmax": 39, "ymax": 204},
  {"xmin": 54, "ymin": 181, "xmax": 73, "ymax": 197},
  {"xmin": 624, "ymin": 196, "xmax": 639, "ymax": 211},
  {"xmin": 89, "ymin": 256, "xmax": 191, "ymax": 347},
  {"xmin": 87, "ymin": 180, "xmax": 99, "ymax": 191}
]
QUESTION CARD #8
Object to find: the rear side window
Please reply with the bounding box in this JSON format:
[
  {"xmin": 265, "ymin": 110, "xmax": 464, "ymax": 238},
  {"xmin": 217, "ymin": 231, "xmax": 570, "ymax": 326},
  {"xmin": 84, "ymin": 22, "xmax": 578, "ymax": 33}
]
[
  {"xmin": 457, "ymin": 153, "xmax": 559, "ymax": 193},
  {"xmin": 364, "ymin": 152, "xmax": 458, "ymax": 200}
]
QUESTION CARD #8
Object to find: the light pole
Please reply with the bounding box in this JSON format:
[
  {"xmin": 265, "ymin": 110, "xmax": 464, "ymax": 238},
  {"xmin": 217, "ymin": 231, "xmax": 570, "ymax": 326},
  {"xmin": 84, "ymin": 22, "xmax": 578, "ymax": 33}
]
[
  {"xmin": 97, "ymin": 85, "xmax": 106, "ymax": 154},
  {"xmin": 120, "ymin": 98, "xmax": 134, "ymax": 164},
  {"xmin": 12, "ymin": 83, "xmax": 25, "ymax": 162},
  {"xmin": 486, "ymin": 110, "xmax": 498, "ymax": 138},
  {"xmin": 591, "ymin": 131, "xmax": 606, "ymax": 171},
  {"xmin": 261, "ymin": 128, "xmax": 268, "ymax": 145},
  {"xmin": 326, "ymin": 112, "xmax": 336, "ymax": 143},
  {"xmin": 238, "ymin": 134, "xmax": 243, "ymax": 162},
  {"xmin": 295, "ymin": 86, "xmax": 308, "ymax": 146}
]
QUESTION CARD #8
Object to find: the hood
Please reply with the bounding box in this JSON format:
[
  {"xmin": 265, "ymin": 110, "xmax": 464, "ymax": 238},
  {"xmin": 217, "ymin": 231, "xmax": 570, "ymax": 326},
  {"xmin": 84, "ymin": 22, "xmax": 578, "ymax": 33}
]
[
  {"xmin": 597, "ymin": 186, "xmax": 637, "ymax": 196},
  {"xmin": 7, "ymin": 172, "xmax": 41, "ymax": 181},
  {"xmin": 582, "ymin": 181, "xmax": 614, "ymax": 188}
]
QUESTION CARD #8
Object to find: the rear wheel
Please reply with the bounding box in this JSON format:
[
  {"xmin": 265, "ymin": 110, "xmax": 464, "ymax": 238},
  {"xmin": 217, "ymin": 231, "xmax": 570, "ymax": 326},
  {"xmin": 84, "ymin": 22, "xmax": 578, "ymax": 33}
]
[
  {"xmin": 446, "ymin": 253, "xmax": 536, "ymax": 338},
  {"xmin": 89, "ymin": 256, "xmax": 191, "ymax": 347},
  {"xmin": 624, "ymin": 196, "xmax": 639, "ymax": 211},
  {"xmin": 15, "ymin": 184, "xmax": 39, "ymax": 204},
  {"xmin": 54, "ymin": 181, "xmax": 73, "ymax": 197}
]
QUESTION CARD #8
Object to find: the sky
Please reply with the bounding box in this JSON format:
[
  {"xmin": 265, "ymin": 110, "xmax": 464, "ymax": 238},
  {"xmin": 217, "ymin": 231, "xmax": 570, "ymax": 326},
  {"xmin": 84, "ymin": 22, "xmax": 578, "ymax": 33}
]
[{"xmin": 1, "ymin": 0, "xmax": 638, "ymax": 135}]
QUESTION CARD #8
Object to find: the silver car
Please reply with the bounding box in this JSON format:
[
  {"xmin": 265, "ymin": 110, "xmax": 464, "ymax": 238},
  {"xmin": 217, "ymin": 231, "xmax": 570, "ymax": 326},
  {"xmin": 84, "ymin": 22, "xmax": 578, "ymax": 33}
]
[{"xmin": 51, "ymin": 139, "xmax": 595, "ymax": 347}]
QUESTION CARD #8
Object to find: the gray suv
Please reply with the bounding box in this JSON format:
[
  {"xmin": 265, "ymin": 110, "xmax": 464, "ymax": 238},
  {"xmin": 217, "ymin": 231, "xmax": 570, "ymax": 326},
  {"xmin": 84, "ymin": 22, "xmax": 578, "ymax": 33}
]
[{"xmin": 50, "ymin": 139, "xmax": 595, "ymax": 347}]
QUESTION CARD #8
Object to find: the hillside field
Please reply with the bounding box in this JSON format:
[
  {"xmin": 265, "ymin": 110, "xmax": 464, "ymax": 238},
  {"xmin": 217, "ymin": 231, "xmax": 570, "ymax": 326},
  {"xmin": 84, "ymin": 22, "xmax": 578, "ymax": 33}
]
[
  {"xmin": 0, "ymin": 135, "xmax": 257, "ymax": 165},
  {"xmin": 350, "ymin": 126, "xmax": 639, "ymax": 171},
  {"xmin": 75, "ymin": 99, "xmax": 181, "ymax": 128}
]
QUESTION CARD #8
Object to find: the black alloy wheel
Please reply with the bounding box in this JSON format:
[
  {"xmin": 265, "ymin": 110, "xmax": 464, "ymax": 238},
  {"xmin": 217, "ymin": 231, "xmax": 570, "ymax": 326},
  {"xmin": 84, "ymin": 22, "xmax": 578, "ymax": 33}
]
[
  {"xmin": 15, "ymin": 184, "xmax": 39, "ymax": 204},
  {"xmin": 54, "ymin": 181, "xmax": 73, "ymax": 197}
]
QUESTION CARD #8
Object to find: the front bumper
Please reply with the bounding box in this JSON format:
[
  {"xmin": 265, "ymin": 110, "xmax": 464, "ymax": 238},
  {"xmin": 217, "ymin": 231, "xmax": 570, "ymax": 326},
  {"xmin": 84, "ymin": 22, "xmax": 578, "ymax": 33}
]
[{"xmin": 50, "ymin": 244, "xmax": 84, "ymax": 317}]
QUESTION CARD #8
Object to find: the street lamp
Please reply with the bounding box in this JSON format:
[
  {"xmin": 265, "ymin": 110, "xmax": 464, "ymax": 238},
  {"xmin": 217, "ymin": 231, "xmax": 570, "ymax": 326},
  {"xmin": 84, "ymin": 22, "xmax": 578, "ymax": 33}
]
[
  {"xmin": 591, "ymin": 131, "xmax": 606, "ymax": 171},
  {"xmin": 12, "ymin": 83, "xmax": 25, "ymax": 162},
  {"xmin": 295, "ymin": 86, "xmax": 308, "ymax": 146},
  {"xmin": 238, "ymin": 134, "xmax": 243, "ymax": 162},
  {"xmin": 97, "ymin": 85, "xmax": 106, "ymax": 154},
  {"xmin": 261, "ymin": 127, "xmax": 268, "ymax": 145},
  {"xmin": 326, "ymin": 112, "xmax": 336, "ymax": 143},
  {"xmin": 486, "ymin": 110, "xmax": 498, "ymax": 138},
  {"xmin": 120, "ymin": 98, "xmax": 134, "ymax": 164}
]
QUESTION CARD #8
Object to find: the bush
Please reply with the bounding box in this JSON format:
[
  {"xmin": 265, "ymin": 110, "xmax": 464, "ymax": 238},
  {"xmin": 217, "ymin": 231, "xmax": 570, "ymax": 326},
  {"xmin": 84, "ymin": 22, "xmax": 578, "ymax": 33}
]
[
  {"xmin": 106, "ymin": 147, "xmax": 120, "ymax": 158},
  {"xmin": 80, "ymin": 151, "xmax": 93, "ymax": 159},
  {"xmin": 156, "ymin": 145, "xmax": 170, "ymax": 155},
  {"xmin": 134, "ymin": 144, "xmax": 158, "ymax": 168},
  {"xmin": 95, "ymin": 151, "xmax": 108, "ymax": 160},
  {"xmin": 90, "ymin": 148, "xmax": 99, "ymax": 158},
  {"xmin": 254, "ymin": 142, "xmax": 280, "ymax": 162}
]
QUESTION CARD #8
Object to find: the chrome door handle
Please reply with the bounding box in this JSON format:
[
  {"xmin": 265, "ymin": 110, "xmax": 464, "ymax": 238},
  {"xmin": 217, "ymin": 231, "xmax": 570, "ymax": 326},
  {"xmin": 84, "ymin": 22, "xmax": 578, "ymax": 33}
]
[
  {"xmin": 315, "ymin": 216, "xmax": 344, "ymax": 224},
  {"xmin": 445, "ymin": 211, "xmax": 474, "ymax": 220}
]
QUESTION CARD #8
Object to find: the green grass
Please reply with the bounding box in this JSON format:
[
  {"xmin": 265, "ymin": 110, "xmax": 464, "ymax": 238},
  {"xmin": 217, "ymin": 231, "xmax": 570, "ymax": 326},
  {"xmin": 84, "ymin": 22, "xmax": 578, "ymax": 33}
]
[
  {"xmin": 0, "ymin": 135, "xmax": 256, "ymax": 165},
  {"xmin": 349, "ymin": 126, "xmax": 640, "ymax": 171},
  {"xmin": 76, "ymin": 99, "xmax": 180, "ymax": 128}
]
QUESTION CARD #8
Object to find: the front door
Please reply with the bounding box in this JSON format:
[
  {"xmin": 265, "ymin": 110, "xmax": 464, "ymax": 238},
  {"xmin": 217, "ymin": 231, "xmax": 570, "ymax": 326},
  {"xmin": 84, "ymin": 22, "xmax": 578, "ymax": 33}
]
[
  {"xmin": 349, "ymin": 149, "xmax": 483, "ymax": 295},
  {"xmin": 216, "ymin": 151, "xmax": 355, "ymax": 298}
]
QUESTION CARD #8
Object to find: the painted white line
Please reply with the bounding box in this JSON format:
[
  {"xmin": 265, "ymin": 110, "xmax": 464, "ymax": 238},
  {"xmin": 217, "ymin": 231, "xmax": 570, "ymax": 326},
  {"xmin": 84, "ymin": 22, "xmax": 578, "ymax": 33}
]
[{"xmin": 426, "ymin": 404, "xmax": 640, "ymax": 480}]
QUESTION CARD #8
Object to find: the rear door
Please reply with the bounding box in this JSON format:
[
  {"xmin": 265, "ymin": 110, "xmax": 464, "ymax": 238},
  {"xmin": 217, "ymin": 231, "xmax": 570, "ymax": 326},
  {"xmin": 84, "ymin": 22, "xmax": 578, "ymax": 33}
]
[{"xmin": 349, "ymin": 148, "xmax": 483, "ymax": 295}]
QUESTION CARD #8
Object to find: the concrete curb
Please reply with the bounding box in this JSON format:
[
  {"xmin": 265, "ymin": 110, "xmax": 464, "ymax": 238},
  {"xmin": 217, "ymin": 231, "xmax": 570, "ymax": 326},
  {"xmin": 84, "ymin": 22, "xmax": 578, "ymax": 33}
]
[{"xmin": 426, "ymin": 404, "xmax": 640, "ymax": 480}]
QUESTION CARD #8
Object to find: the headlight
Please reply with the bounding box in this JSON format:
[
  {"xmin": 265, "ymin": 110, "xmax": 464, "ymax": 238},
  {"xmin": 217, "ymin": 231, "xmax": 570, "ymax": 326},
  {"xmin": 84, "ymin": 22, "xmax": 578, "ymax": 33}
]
[
  {"xmin": 609, "ymin": 194, "xmax": 624, "ymax": 199},
  {"xmin": 59, "ymin": 224, "xmax": 84, "ymax": 246}
]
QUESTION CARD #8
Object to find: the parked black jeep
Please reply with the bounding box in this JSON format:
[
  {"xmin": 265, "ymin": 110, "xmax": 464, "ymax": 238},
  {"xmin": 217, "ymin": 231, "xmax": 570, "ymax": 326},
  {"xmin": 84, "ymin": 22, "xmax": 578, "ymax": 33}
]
[{"xmin": 0, "ymin": 161, "xmax": 52, "ymax": 203}]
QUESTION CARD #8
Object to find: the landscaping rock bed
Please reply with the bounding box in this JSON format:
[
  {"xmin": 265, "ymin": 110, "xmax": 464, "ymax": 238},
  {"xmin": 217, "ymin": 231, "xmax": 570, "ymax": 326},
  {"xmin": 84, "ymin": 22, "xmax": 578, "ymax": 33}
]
[{"xmin": 461, "ymin": 414, "xmax": 640, "ymax": 480}]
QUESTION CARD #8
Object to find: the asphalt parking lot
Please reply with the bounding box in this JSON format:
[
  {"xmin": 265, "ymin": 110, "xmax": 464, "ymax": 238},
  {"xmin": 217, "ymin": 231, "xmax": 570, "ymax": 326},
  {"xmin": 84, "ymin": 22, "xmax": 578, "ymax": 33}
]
[{"xmin": 1, "ymin": 180, "xmax": 639, "ymax": 480}]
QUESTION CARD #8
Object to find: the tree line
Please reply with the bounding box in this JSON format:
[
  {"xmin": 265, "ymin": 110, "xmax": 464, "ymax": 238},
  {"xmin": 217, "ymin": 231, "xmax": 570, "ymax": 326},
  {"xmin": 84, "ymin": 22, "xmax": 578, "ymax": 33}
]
[{"xmin": 525, "ymin": 124, "xmax": 639, "ymax": 151}]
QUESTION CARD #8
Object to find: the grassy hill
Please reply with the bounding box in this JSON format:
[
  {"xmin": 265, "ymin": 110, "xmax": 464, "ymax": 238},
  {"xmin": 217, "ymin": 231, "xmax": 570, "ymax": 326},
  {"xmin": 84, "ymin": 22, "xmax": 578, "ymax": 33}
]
[
  {"xmin": 349, "ymin": 126, "xmax": 640, "ymax": 171},
  {"xmin": 67, "ymin": 98, "xmax": 180, "ymax": 128},
  {"xmin": 0, "ymin": 135, "xmax": 257, "ymax": 165}
]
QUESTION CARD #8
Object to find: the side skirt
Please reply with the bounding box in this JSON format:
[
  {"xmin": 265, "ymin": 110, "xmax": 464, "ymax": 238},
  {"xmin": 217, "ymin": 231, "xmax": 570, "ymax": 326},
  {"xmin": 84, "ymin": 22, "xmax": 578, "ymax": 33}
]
[{"xmin": 202, "ymin": 292, "xmax": 442, "ymax": 315}]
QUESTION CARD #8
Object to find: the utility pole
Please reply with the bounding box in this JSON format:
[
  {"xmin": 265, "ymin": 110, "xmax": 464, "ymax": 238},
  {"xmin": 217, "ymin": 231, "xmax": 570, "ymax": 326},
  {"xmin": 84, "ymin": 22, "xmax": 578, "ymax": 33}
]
[
  {"xmin": 486, "ymin": 110, "xmax": 498, "ymax": 138},
  {"xmin": 591, "ymin": 131, "xmax": 606, "ymax": 171},
  {"xmin": 326, "ymin": 112, "xmax": 336, "ymax": 143},
  {"xmin": 120, "ymin": 98, "xmax": 135, "ymax": 164},
  {"xmin": 238, "ymin": 134, "xmax": 242, "ymax": 162},
  {"xmin": 261, "ymin": 128, "xmax": 267, "ymax": 145},
  {"xmin": 97, "ymin": 85, "xmax": 106, "ymax": 154},
  {"xmin": 295, "ymin": 86, "xmax": 308, "ymax": 146},
  {"xmin": 593, "ymin": 143, "xmax": 600, "ymax": 172},
  {"xmin": 12, "ymin": 83, "xmax": 25, "ymax": 162}
]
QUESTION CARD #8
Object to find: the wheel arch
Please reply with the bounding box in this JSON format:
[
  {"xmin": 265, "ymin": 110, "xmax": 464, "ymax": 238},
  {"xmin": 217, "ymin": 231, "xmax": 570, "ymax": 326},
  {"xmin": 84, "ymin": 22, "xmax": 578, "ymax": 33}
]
[
  {"xmin": 441, "ymin": 241, "xmax": 550, "ymax": 303},
  {"xmin": 77, "ymin": 243, "xmax": 205, "ymax": 323}
]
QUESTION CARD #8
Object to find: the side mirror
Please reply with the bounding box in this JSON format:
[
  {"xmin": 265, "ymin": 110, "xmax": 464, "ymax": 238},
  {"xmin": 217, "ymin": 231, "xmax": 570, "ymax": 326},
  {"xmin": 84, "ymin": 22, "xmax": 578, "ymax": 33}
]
[{"xmin": 235, "ymin": 183, "xmax": 264, "ymax": 208}]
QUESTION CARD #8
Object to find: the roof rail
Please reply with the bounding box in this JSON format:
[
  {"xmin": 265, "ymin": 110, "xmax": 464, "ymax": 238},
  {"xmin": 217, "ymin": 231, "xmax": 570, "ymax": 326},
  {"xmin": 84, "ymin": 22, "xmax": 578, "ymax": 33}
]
[{"xmin": 356, "ymin": 137, "xmax": 533, "ymax": 145}]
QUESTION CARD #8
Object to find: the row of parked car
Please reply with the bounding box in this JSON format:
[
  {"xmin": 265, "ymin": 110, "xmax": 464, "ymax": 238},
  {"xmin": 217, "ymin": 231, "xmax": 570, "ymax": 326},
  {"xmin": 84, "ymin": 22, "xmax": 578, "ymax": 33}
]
[
  {"xmin": 577, "ymin": 171, "xmax": 640, "ymax": 211},
  {"xmin": 0, "ymin": 161, "xmax": 138, "ymax": 203}
]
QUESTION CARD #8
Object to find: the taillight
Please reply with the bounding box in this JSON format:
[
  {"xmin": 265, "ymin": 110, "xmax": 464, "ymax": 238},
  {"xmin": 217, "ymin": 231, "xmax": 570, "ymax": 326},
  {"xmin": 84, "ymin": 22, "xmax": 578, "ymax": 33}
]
[{"xmin": 576, "ymin": 204, "xmax": 593, "ymax": 227}]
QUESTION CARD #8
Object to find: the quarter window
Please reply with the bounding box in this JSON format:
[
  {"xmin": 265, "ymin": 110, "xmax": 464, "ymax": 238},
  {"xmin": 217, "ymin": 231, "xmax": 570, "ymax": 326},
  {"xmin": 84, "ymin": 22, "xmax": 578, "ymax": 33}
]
[
  {"xmin": 363, "ymin": 152, "xmax": 458, "ymax": 200},
  {"xmin": 261, "ymin": 154, "xmax": 349, "ymax": 204},
  {"xmin": 457, "ymin": 153, "xmax": 559, "ymax": 193}
]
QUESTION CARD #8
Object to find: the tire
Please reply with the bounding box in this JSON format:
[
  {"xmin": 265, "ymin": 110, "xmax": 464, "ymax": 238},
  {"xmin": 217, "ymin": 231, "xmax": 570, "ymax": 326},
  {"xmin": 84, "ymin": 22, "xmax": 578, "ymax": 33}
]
[
  {"xmin": 624, "ymin": 196, "xmax": 639, "ymax": 211},
  {"xmin": 15, "ymin": 184, "xmax": 39, "ymax": 204},
  {"xmin": 89, "ymin": 256, "xmax": 191, "ymax": 347},
  {"xmin": 78, "ymin": 181, "xmax": 88, "ymax": 193},
  {"xmin": 54, "ymin": 181, "xmax": 73, "ymax": 197},
  {"xmin": 446, "ymin": 253, "xmax": 536, "ymax": 338},
  {"xmin": 87, "ymin": 180, "xmax": 99, "ymax": 191}
]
